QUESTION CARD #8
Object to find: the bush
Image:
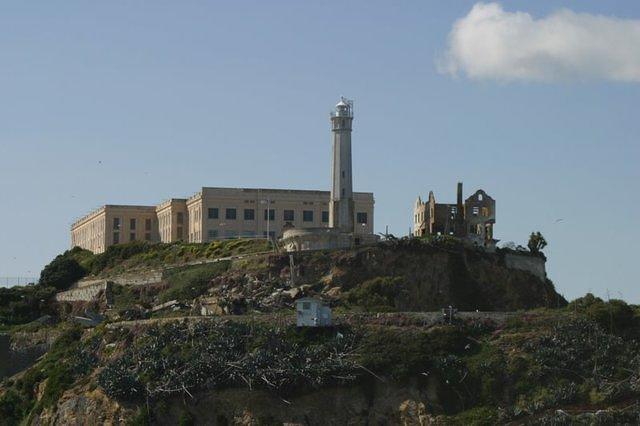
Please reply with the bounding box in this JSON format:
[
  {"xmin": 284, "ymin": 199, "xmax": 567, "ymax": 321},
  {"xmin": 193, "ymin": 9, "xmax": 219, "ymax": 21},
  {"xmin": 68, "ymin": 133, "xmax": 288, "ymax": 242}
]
[
  {"xmin": 90, "ymin": 241, "xmax": 156, "ymax": 274},
  {"xmin": 569, "ymin": 294, "xmax": 637, "ymax": 335},
  {"xmin": 39, "ymin": 252, "xmax": 87, "ymax": 291},
  {"xmin": 98, "ymin": 321, "xmax": 358, "ymax": 401},
  {"xmin": 159, "ymin": 261, "xmax": 230, "ymax": 302},
  {"xmin": 346, "ymin": 276, "xmax": 407, "ymax": 311},
  {"xmin": 0, "ymin": 326, "xmax": 98, "ymax": 423},
  {"xmin": 0, "ymin": 285, "xmax": 57, "ymax": 326}
]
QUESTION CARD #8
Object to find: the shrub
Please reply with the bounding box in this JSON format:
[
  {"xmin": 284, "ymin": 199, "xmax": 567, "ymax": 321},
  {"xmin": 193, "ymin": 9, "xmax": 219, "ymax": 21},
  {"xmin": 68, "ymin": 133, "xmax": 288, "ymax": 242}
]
[
  {"xmin": 569, "ymin": 294, "xmax": 637, "ymax": 335},
  {"xmin": 90, "ymin": 241, "xmax": 156, "ymax": 274},
  {"xmin": 346, "ymin": 276, "xmax": 407, "ymax": 311},
  {"xmin": 159, "ymin": 261, "xmax": 230, "ymax": 302},
  {"xmin": 39, "ymin": 253, "xmax": 87, "ymax": 291},
  {"xmin": 98, "ymin": 322, "xmax": 358, "ymax": 401},
  {"xmin": 0, "ymin": 285, "xmax": 57, "ymax": 326}
]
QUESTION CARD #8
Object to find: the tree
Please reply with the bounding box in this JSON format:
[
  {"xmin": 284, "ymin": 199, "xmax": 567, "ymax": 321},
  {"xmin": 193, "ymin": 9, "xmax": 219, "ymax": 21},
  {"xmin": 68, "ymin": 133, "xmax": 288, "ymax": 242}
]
[
  {"xmin": 527, "ymin": 232, "xmax": 547, "ymax": 254},
  {"xmin": 39, "ymin": 252, "xmax": 87, "ymax": 291}
]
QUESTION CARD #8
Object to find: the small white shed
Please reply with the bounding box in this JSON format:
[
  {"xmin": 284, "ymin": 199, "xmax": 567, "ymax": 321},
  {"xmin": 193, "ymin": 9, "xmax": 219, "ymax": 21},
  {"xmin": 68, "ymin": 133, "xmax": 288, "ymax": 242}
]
[{"xmin": 295, "ymin": 297, "xmax": 332, "ymax": 327}]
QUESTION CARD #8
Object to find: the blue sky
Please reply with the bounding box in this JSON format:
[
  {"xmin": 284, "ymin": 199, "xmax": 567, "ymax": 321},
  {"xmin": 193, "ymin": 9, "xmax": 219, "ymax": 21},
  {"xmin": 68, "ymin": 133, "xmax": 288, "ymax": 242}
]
[{"xmin": 0, "ymin": 1, "xmax": 638, "ymax": 302}]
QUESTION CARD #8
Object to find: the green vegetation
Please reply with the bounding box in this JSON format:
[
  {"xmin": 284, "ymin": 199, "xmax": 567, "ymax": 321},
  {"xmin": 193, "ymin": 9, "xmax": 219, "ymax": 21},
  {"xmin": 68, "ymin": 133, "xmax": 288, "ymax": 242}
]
[
  {"xmin": 159, "ymin": 261, "xmax": 231, "ymax": 302},
  {"xmin": 88, "ymin": 239, "xmax": 271, "ymax": 276},
  {"xmin": 97, "ymin": 321, "xmax": 357, "ymax": 401},
  {"xmin": 527, "ymin": 231, "xmax": 547, "ymax": 254},
  {"xmin": 2, "ymin": 301, "xmax": 640, "ymax": 423},
  {"xmin": 39, "ymin": 246, "xmax": 93, "ymax": 291},
  {"xmin": 346, "ymin": 276, "xmax": 407, "ymax": 311},
  {"xmin": 0, "ymin": 285, "xmax": 56, "ymax": 328},
  {"xmin": 0, "ymin": 325, "xmax": 98, "ymax": 424},
  {"xmin": 568, "ymin": 293, "xmax": 638, "ymax": 336}
]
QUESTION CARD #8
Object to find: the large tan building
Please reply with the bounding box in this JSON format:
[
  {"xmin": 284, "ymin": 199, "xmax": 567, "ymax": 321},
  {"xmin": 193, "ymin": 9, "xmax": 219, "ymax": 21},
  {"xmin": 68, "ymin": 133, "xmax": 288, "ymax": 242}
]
[
  {"xmin": 71, "ymin": 205, "xmax": 159, "ymax": 253},
  {"xmin": 71, "ymin": 188, "xmax": 374, "ymax": 253},
  {"xmin": 71, "ymin": 98, "xmax": 375, "ymax": 254},
  {"xmin": 186, "ymin": 187, "xmax": 373, "ymax": 243}
]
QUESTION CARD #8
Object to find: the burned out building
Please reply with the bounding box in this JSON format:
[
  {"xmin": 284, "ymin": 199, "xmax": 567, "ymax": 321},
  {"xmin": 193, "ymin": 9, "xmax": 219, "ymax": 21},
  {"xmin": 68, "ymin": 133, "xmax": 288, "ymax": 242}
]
[{"xmin": 413, "ymin": 183, "xmax": 497, "ymax": 248}]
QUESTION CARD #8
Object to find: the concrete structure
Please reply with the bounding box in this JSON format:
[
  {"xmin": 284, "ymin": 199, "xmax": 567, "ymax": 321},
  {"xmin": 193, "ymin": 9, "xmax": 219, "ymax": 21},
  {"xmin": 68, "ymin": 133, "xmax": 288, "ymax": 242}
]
[
  {"xmin": 55, "ymin": 280, "xmax": 113, "ymax": 304},
  {"xmin": 71, "ymin": 205, "xmax": 159, "ymax": 253},
  {"xmin": 185, "ymin": 187, "xmax": 373, "ymax": 243},
  {"xmin": 329, "ymin": 98, "xmax": 354, "ymax": 232},
  {"xmin": 296, "ymin": 297, "xmax": 332, "ymax": 327},
  {"xmin": 70, "ymin": 99, "xmax": 375, "ymax": 254},
  {"xmin": 281, "ymin": 98, "xmax": 378, "ymax": 252},
  {"xmin": 156, "ymin": 199, "xmax": 188, "ymax": 243},
  {"xmin": 413, "ymin": 183, "xmax": 497, "ymax": 248}
]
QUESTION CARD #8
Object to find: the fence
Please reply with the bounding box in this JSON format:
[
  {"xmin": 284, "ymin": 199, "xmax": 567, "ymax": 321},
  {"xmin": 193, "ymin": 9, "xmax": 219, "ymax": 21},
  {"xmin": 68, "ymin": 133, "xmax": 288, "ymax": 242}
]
[{"xmin": 0, "ymin": 277, "xmax": 39, "ymax": 288}]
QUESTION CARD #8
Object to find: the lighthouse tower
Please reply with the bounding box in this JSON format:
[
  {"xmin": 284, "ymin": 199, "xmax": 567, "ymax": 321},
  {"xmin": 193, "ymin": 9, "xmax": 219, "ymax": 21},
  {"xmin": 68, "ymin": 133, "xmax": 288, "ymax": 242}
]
[{"xmin": 329, "ymin": 97, "xmax": 355, "ymax": 233}]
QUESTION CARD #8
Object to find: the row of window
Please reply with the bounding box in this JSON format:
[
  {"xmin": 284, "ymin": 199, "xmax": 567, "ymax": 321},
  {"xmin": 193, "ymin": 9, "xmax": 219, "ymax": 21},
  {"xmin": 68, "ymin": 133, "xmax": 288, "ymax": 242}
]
[
  {"xmin": 113, "ymin": 218, "xmax": 152, "ymax": 231},
  {"xmin": 206, "ymin": 208, "xmax": 368, "ymax": 224}
]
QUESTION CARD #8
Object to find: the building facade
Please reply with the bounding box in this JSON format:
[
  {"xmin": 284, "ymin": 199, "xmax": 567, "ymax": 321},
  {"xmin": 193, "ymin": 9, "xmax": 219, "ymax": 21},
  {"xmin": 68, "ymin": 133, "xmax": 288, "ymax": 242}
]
[
  {"xmin": 71, "ymin": 205, "xmax": 159, "ymax": 253},
  {"xmin": 185, "ymin": 187, "xmax": 373, "ymax": 243},
  {"xmin": 413, "ymin": 183, "xmax": 496, "ymax": 247},
  {"xmin": 71, "ymin": 190, "xmax": 373, "ymax": 253},
  {"xmin": 156, "ymin": 199, "xmax": 188, "ymax": 243},
  {"xmin": 71, "ymin": 98, "xmax": 376, "ymax": 254}
]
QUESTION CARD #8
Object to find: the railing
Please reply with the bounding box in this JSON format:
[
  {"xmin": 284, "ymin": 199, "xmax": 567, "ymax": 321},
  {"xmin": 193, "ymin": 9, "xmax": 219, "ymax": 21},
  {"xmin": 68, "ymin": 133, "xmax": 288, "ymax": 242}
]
[{"xmin": 0, "ymin": 277, "xmax": 39, "ymax": 288}]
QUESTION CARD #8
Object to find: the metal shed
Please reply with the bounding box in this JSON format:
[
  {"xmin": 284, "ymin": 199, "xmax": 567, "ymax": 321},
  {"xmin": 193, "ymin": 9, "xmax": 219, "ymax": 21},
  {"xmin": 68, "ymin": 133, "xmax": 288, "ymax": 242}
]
[{"xmin": 295, "ymin": 297, "xmax": 332, "ymax": 327}]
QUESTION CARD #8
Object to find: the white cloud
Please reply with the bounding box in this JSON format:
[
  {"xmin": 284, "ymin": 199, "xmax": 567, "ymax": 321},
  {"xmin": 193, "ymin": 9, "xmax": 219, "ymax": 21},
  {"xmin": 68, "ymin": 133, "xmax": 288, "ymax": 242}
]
[{"xmin": 439, "ymin": 2, "xmax": 640, "ymax": 82}]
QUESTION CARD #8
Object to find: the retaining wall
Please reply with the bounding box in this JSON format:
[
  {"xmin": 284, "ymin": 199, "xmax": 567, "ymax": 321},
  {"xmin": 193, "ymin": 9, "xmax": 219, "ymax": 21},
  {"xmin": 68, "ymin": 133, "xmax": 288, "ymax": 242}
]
[{"xmin": 55, "ymin": 281, "xmax": 112, "ymax": 303}]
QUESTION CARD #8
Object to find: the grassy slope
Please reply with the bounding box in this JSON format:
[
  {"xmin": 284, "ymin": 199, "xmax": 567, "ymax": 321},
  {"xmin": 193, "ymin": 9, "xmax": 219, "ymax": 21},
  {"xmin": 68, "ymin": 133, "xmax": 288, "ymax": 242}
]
[{"xmin": 2, "ymin": 304, "xmax": 640, "ymax": 424}]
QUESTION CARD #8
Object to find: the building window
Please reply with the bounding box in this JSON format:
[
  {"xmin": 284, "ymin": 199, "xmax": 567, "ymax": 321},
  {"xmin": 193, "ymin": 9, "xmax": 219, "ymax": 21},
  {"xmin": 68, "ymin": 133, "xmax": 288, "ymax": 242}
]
[
  {"xmin": 113, "ymin": 218, "xmax": 120, "ymax": 230},
  {"xmin": 145, "ymin": 218, "xmax": 151, "ymax": 231},
  {"xmin": 225, "ymin": 208, "xmax": 237, "ymax": 220},
  {"xmin": 130, "ymin": 232, "xmax": 136, "ymax": 241},
  {"xmin": 283, "ymin": 210, "xmax": 295, "ymax": 221},
  {"xmin": 145, "ymin": 233, "xmax": 151, "ymax": 241},
  {"xmin": 208, "ymin": 229, "xmax": 218, "ymax": 240},
  {"xmin": 481, "ymin": 207, "xmax": 489, "ymax": 217},
  {"xmin": 242, "ymin": 230, "xmax": 256, "ymax": 238},
  {"xmin": 473, "ymin": 207, "xmax": 479, "ymax": 216},
  {"xmin": 224, "ymin": 230, "xmax": 238, "ymax": 239},
  {"xmin": 113, "ymin": 232, "xmax": 119, "ymax": 244},
  {"xmin": 177, "ymin": 227, "xmax": 183, "ymax": 240},
  {"xmin": 244, "ymin": 209, "xmax": 255, "ymax": 221},
  {"xmin": 322, "ymin": 211, "xmax": 329, "ymax": 223},
  {"xmin": 177, "ymin": 212, "xmax": 184, "ymax": 224},
  {"xmin": 302, "ymin": 302, "xmax": 311, "ymax": 310},
  {"xmin": 303, "ymin": 210, "xmax": 313, "ymax": 222},
  {"xmin": 129, "ymin": 218, "xmax": 136, "ymax": 230},
  {"xmin": 262, "ymin": 231, "xmax": 276, "ymax": 238},
  {"xmin": 357, "ymin": 212, "xmax": 368, "ymax": 224},
  {"xmin": 208, "ymin": 208, "xmax": 219, "ymax": 219},
  {"xmin": 264, "ymin": 209, "xmax": 275, "ymax": 221}
]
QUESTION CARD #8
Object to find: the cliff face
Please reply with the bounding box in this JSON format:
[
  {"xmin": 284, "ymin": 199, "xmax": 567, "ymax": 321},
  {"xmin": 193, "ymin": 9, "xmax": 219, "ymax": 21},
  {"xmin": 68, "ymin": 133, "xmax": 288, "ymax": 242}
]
[
  {"xmin": 317, "ymin": 244, "xmax": 560, "ymax": 311},
  {"xmin": 35, "ymin": 382, "xmax": 435, "ymax": 425}
]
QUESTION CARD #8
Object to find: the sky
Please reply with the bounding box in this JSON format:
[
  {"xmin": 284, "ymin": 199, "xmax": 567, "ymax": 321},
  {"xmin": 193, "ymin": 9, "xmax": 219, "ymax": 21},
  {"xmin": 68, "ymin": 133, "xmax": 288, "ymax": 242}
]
[{"xmin": 0, "ymin": 1, "xmax": 638, "ymax": 302}]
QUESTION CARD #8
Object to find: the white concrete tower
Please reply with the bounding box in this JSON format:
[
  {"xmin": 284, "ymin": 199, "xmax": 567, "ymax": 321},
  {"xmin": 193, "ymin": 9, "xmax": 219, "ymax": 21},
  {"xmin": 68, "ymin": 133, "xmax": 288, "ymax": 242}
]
[{"xmin": 329, "ymin": 97, "xmax": 354, "ymax": 232}]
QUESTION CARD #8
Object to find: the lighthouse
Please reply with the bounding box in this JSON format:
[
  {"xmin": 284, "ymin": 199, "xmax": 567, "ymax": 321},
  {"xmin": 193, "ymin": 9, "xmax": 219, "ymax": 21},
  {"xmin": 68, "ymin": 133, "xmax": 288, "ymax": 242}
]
[{"xmin": 329, "ymin": 97, "xmax": 355, "ymax": 233}]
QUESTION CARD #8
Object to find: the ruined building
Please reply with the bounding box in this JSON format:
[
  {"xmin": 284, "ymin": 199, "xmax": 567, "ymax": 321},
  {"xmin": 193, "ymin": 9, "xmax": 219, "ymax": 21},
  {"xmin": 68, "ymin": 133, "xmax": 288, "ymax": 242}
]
[{"xmin": 413, "ymin": 183, "xmax": 497, "ymax": 248}]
